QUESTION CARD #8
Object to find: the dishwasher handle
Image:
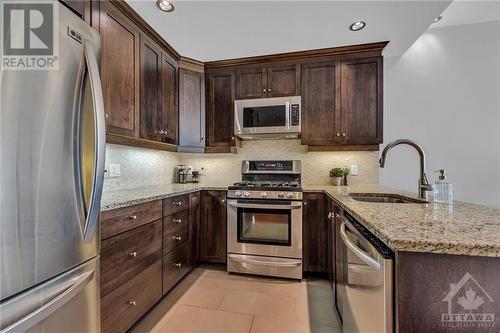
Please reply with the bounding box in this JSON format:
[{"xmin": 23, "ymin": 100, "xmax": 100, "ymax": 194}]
[{"xmin": 340, "ymin": 221, "xmax": 381, "ymax": 271}]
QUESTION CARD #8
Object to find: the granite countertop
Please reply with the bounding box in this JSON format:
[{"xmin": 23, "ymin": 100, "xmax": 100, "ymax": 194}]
[
  {"xmin": 305, "ymin": 185, "xmax": 500, "ymax": 258},
  {"xmin": 100, "ymin": 183, "xmax": 500, "ymax": 257}
]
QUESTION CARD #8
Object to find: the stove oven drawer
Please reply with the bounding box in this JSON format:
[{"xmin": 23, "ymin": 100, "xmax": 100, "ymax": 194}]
[{"xmin": 227, "ymin": 253, "xmax": 302, "ymax": 280}]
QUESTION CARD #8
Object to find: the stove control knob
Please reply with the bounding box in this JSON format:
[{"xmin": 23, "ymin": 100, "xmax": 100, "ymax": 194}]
[
  {"xmin": 260, "ymin": 192, "xmax": 268, "ymax": 198},
  {"xmin": 235, "ymin": 191, "xmax": 242, "ymax": 197},
  {"xmin": 243, "ymin": 191, "xmax": 251, "ymax": 198},
  {"xmin": 278, "ymin": 192, "xmax": 285, "ymax": 198},
  {"xmin": 287, "ymin": 193, "xmax": 295, "ymax": 199}
]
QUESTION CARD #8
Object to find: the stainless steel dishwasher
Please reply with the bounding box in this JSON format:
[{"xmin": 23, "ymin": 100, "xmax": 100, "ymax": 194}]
[{"xmin": 339, "ymin": 212, "xmax": 394, "ymax": 333}]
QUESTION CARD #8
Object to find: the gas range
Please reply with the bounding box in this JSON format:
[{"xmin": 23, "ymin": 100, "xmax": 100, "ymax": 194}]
[
  {"xmin": 227, "ymin": 160, "xmax": 303, "ymax": 279},
  {"xmin": 227, "ymin": 160, "xmax": 302, "ymax": 200}
]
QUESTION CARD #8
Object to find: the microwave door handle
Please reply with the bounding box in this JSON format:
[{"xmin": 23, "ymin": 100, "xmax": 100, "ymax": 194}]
[
  {"xmin": 228, "ymin": 202, "xmax": 301, "ymax": 210},
  {"xmin": 285, "ymin": 100, "xmax": 291, "ymax": 128}
]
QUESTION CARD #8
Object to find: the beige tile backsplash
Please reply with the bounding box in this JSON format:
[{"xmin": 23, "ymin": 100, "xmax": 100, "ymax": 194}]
[{"xmin": 104, "ymin": 140, "xmax": 379, "ymax": 192}]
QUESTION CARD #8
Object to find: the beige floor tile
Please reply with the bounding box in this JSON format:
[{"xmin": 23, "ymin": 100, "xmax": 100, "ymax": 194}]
[
  {"xmin": 156, "ymin": 305, "xmax": 254, "ymax": 333},
  {"xmin": 178, "ymin": 285, "xmax": 228, "ymax": 309},
  {"xmin": 219, "ymin": 289, "xmax": 296, "ymax": 318},
  {"xmin": 294, "ymin": 297, "xmax": 339, "ymax": 328},
  {"xmin": 250, "ymin": 316, "xmax": 340, "ymax": 333}
]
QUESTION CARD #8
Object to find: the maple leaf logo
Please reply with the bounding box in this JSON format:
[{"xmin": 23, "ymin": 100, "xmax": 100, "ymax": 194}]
[{"xmin": 457, "ymin": 288, "xmax": 485, "ymax": 313}]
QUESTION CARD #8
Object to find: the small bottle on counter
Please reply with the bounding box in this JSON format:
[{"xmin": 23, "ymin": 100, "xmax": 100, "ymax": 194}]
[{"xmin": 433, "ymin": 169, "xmax": 453, "ymax": 204}]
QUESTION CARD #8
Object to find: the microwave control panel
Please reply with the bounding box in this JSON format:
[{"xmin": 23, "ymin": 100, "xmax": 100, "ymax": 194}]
[{"xmin": 291, "ymin": 104, "xmax": 300, "ymax": 126}]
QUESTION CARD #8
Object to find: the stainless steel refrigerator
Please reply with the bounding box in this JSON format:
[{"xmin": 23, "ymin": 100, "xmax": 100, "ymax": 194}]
[{"xmin": 0, "ymin": 3, "xmax": 105, "ymax": 332}]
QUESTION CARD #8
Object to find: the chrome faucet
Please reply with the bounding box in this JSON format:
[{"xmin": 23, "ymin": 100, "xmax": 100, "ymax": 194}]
[{"xmin": 379, "ymin": 139, "xmax": 433, "ymax": 200}]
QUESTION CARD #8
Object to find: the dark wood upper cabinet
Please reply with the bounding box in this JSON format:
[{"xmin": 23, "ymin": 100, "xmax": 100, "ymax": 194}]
[
  {"xmin": 178, "ymin": 68, "xmax": 205, "ymax": 150},
  {"xmin": 100, "ymin": 1, "xmax": 140, "ymax": 137},
  {"xmin": 200, "ymin": 191, "xmax": 227, "ymax": 263},
  {"xmin": 206, "ymin": 71, "xmax": 235, "ymax": 149},
  {"xmin": 160, "ymin": 52, "xmax": 178, "ymax": 144},
  {"xmin": 340, "ymin": 57, "xmax": 383, "ymax": 144},
  {"xmin": 302, "ymin": 192, "xmax": 327, "ymax": 273},
  {"xmin": 235, "ymin": 63, "xmax": 300, "ymax": 99},
  {"xmin": 139, "ymin": 35, "xmax": 161, "ymax": 141},
  {"xmin": 235, "ymin": 66, "xmax": 267, "ymax": 99},
  {"xmin": 267, "ymin": 63, "xmax": 300, "ymax": 97},
  {"xmin": 301, "ymin": 61, "xmax": 341, "ymax": 146}
]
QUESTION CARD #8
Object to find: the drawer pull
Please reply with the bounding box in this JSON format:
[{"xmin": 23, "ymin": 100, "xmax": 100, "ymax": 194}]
[
  {"xmin": 174, "ymin": 263, "xmax": 182, "ymax": 268},
  {"xmin": 173, "ymin": 236, "xmax": 182, "ymax": 241},
  {"xmin": 128, "ymin": 300, "xmax": 136, "ymax": 307},
  {"xmin": 173, "ymin": 218, "xmax": 182, "ymax": 224},
  {"xmin": 174, "ymin": 201, "xmax": 182, "ymax": 207},
  {"xmin": 129, "ymin": 252, "xmax": 137, "ymax": 258},
  {"xmin": 129, "ymin": 215, "xmax": 137, "ymax": 220}
]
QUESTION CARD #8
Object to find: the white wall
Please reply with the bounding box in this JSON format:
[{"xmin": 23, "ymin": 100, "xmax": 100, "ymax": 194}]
[{"xmin": 381, "ymin": 21, "xmax": 500, "ymax": 208}]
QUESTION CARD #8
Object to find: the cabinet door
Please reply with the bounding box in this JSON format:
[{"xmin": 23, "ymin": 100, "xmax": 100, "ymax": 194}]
[
  {"xmin": 340, "ymin": 57, "xmax": 383, "ymax": 144},
  {"xmin": 334, "ymin": 204, "xmax": 345, "ymax": 322},
  {"xmin": 206, "ymin": 71, "xmax": 235, "ymax": 148},
  {"xmin": 267, "ymin": 63, "xmax": 300, "ymax": 97},
  {"xmin": 139, "ymin": 35, "xmax": 161, "ymax": 141},
  {"xmin": 235, "ymin": 66, "xmax": 267, "ymax": 99},
  {"xmin": 179, "ymin": 69, "xmax": 205, "ymax": 148},
  {"xmin": 189, "ymin": 192, "xmax": 201, "ymax": 265},
  {"xmin": 160, "ymin": 52, "xmax": 178, "ymax": 144},
  {"xmin": 301, "ymin": 61, "xmax": 341, "ymax": 145},
  {"xmin": 60, "ymin": 0, "xmax": 91, "ymax": 23},
  {"xmin": 200, "ymin": 191, "xmax": 227, "ymax": 263},
  {"xmin": 100, "ymin": 1, "xmax": 140, "ymax": 137},
  {"xmin": 326, "ymin": 199, "xmax": 336, "ymax": 289},
  {"xmin": 302, "ymin": 193, "xmax": 326, "ymax": 273}
]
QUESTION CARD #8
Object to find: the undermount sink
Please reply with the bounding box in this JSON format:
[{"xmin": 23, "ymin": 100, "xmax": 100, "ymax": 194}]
[{"xmin": 348, "ymin": 193, "xmax": 428, "ymax": 204}]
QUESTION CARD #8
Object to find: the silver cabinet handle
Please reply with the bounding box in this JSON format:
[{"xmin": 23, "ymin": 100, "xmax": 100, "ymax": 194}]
[
  {"xmin": 268, "ymin": 88, "xmax": 271, "ymax": 93},
  {"xmin": 129, "ymin": 252, "xmax": 137, "ymax": 258},
  {"xmin": 342, "ymin": 133, "xmax": 346, "ymax": 137},
  {"xmin": 0, "ymin": 270, "xmax": 95, "ymax": 333},
  {"xmin": 174, "ymin": 263, "xmax": 182, "ymax": 268},
  {"xmin": 303, "ymin": 202, "xmax": 308, "ymax": 206},
  {"xmin": 221, "ymin": 199, "xmax": 225, "ymax": 203},
  {"xmin": 173, "ymin": 236, "xmax": 182, "ymax": 241},
  {"xmin": 128, "ymin": 301, "xmax": 136, "ymax": 307},
  {"xmin": 129, "ymin": 215, "xmax": 137, "ymax": 220},
  {"xmin": 174, "ymin": 201, "xmax": 182, "ymax": 207},
  {"xmin": 340, "ymin": 222, "xmax": 381, "ymax": 270},
  {"xmin": 335, "ymin": 213, "xmax": 341, "ymax": 218},
  {"xmin": 336, "ymin": 133, "xmax": 340, "ymax": 137},
  {"xmin": 173, "ymin": 218, "xmax": 182, "ymax": 224},
  {"xmin": 262, "ymin": 89, "xmax": 266, "ymax": 93}
]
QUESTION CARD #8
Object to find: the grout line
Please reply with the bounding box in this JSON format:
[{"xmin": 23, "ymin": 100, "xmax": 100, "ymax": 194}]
[{"xmin": 248, "ymin": 315, "xmax": 256, "ymax": 333}]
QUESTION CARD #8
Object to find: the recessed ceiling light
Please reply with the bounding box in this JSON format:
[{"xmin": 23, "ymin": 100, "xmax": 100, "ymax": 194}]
[
  {"xmin": 349, "ymin": 21, "xmax": 366, "ymax": 32},
  {"xmin": 157, "ymin": 0, "xmax": 174, "ymax": 12},
  {"xmin": 433, "ymin": 15, "xmax": 442, "ymax": 23}
]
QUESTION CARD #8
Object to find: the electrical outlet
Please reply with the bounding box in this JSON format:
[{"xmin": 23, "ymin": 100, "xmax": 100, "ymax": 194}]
[
  {"xmin": 109, "ymin": 164, "xmax": 121, "ymax": 178},
  {"xmin": 350, "ymin": 164, "xmax": 358, "ymax": 176}
]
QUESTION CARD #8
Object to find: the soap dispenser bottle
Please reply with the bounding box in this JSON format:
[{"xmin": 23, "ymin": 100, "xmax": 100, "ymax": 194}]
[{"xmin": 433, "ymin": 169, "xmax": 453, "ymax": 204}]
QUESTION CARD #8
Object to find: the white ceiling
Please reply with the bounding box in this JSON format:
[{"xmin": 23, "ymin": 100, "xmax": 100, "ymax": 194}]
[
  {"xmin": 432, "ymin": 0, "xmax": 500, "ymax": 28},
  {"xmin": 127, "ymin": 0, "xmax": 452, "ymax": 61}
]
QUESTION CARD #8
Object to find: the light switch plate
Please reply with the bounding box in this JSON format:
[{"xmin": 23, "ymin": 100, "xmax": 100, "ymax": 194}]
[
  {"xmin": 350, "ymin": 164, "xmax": 358, "ymax": 176},
  {"xmin": 109, "ymin": 164, "xmax": 121, "ymax": 178}
]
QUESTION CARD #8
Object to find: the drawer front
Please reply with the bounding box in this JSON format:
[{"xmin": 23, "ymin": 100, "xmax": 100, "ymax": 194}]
[
  {"xmin": 163, "ymin": 194, "xmax": 189, "ymax": 216},
  {"xmin": 163, "ymin": 210, "xmax": 189, "ymax": 237},
  {"xmin": 101, "ymin": 260, "xmax": 162, "ymax": 333},
  {"xmin": 101, "ymin": 220, "xmax": 162, "ymax": 297},
  {"xmin": 101, "ymin": 201, "xmax": 162, "ymax": 239},
  {"xmin": 163, "ymin": 224, "xmax": 189, "ymax": 255},
  {"xmin": 163, "ymin": 242, "xmax": 191, "ymax": 294}
]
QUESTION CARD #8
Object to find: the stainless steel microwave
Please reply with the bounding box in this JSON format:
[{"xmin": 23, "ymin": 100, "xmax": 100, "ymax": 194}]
[{"xmin": 234, "ymin": 96, "xmax": 301, "ymax": 139}]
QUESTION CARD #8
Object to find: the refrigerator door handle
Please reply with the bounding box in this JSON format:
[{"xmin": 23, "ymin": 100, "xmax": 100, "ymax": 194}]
[
  {"xmin": 80, "ymin": 42, "xmax": 105, "ymax": 241},
  {"xmin": 0, "ymin": 270, "xmax": 95, "ymax": 333}
]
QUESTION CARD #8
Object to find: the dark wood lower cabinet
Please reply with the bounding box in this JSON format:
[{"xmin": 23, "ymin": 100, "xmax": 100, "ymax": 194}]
[
  {"xmin": 302, "ymin": 192, "xmax": 327, "ymax": 273},
  {"xmin": 162, "ymin": 242, "xmax": 192, "ymax": 294},
  {"xmin": 189, "ymin": 192, "xmax": 201, "ymax": 264},
  {"xmin": 200, "ymin": 191, "xmax": 227, "ymax": 263},
  {"xmin": 101, "ymin": 260, "xmax": 162, "ymax": 333}
]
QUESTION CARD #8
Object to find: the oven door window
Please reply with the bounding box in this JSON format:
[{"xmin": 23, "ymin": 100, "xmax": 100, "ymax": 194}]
[
  {"xmin": 237, "ymin": 207, "xmax": 291, "ymax": 246},
  {"xmin": 242, "ymin": 105, "xmax": 286, "ymax": 128}
]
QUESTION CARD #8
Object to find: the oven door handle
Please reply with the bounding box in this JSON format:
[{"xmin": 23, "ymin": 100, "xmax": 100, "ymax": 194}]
[
  {"xmin": 228, "ymin": 255, "xmax": 302, "ymax": 267},
  {"xmin": 228, "ymin": 202, "xmax": 302, "ymax": 210}
]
